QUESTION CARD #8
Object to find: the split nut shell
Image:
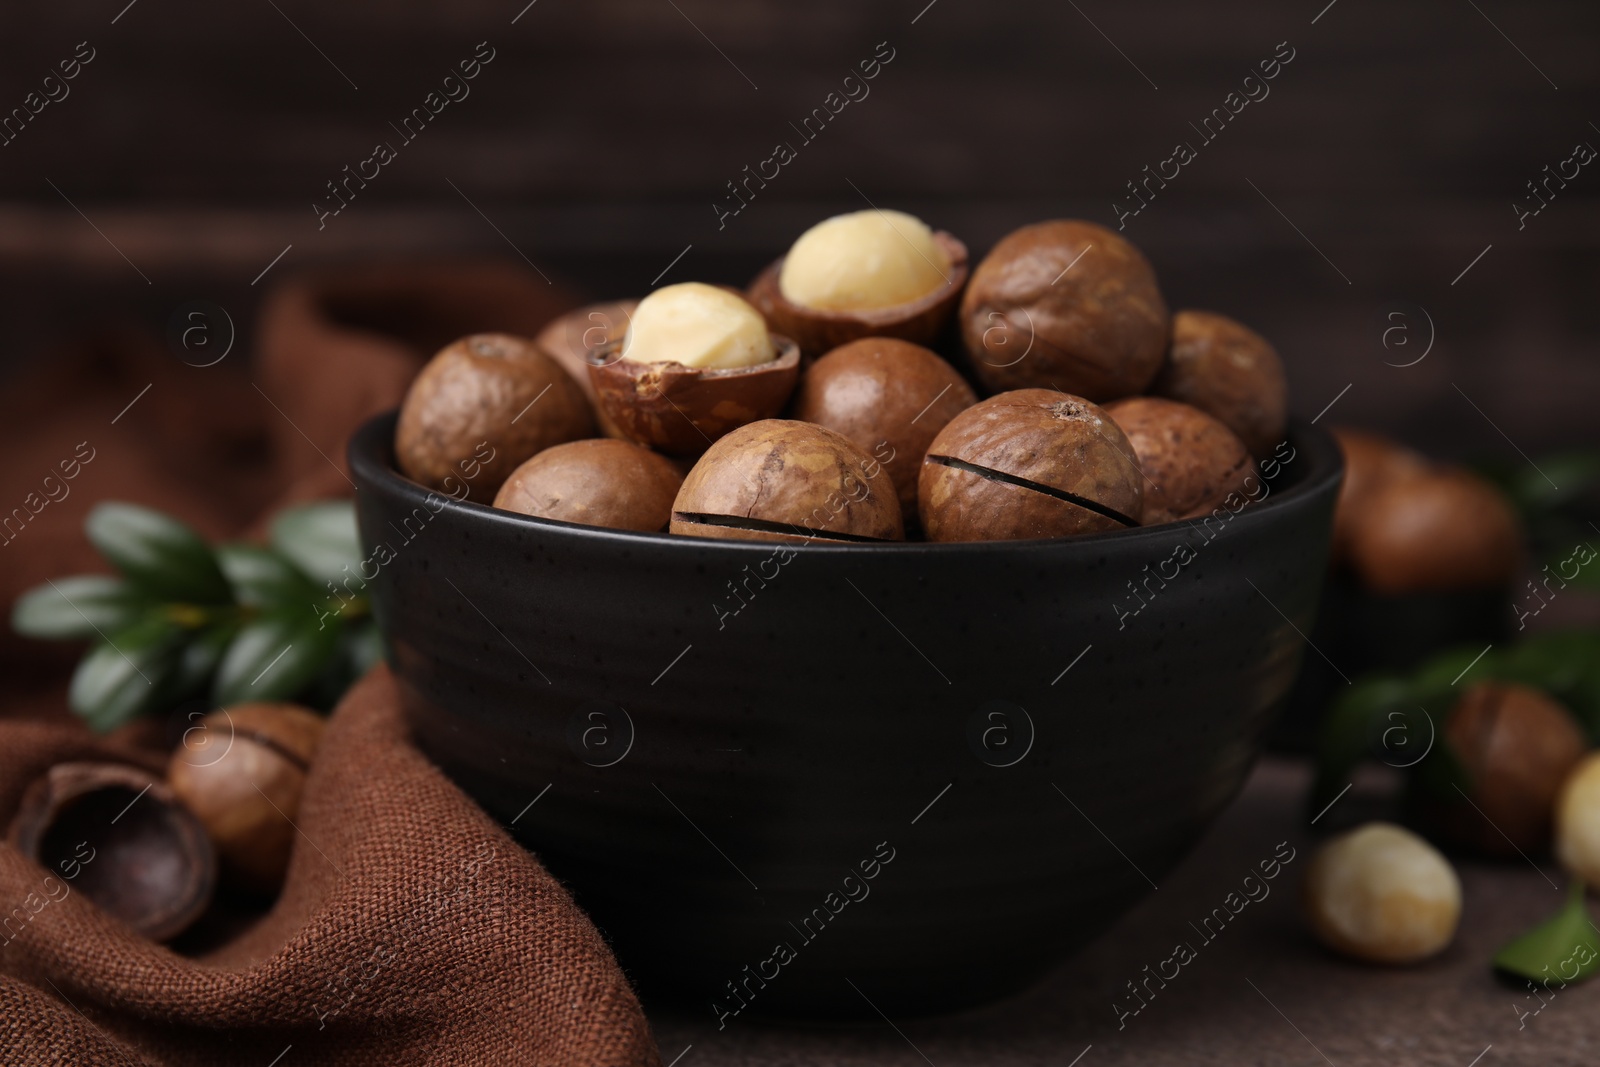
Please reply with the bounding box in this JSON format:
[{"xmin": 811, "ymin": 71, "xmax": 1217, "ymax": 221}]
[
  {"xmin": 671, "ymin": 419, "xmax": 904, "ymax": 543},
  {"xmin": 587, "ymin": 337, "xmax": 800, "ymax": 457},
  {"xmin": 747, "ymin": 232, "xmax": 969, "ymax": 357},
  {"xmin": 919, "ymin": 389, "xmax": 1144, "ymax": 542}
]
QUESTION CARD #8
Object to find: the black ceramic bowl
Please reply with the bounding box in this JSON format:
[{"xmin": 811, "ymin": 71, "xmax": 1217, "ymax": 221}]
[{"xmin": 349, "ymin": 412, "xmax": 1341, "ymax": 1021}]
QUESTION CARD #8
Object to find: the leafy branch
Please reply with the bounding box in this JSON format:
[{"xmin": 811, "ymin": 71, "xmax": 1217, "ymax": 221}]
[{"xmin": 11, "ymin": 500, "xmax": 380, "ymax": 732}]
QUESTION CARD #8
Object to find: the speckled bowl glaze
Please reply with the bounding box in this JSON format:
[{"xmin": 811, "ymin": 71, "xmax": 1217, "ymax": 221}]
[{"xmin": 349, "ymin": 412, "xmax": 1341, "ymax": 1020}]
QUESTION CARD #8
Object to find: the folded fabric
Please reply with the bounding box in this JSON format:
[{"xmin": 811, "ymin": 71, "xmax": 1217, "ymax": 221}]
[{"xmin": 0, "ymin": 261, "xmax": 658, "ymax": 1065}]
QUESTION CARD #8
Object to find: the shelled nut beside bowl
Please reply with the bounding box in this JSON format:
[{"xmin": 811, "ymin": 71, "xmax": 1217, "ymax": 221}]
[{"xmin": 352, "ymin": 211, "xmax": 1344, "ymax": 1018}]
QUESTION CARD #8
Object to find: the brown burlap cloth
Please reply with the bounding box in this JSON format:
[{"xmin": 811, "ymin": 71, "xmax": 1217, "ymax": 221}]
[{"xmin": 0, "ymin": 262, "xmax": 662, "ymax": 1066}]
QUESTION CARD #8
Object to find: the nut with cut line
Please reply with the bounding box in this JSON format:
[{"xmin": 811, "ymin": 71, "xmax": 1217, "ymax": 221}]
[
  {"xmin": 671, "ymin": 419, "xmax": 903, "ymax": 543},
  {"xmin": 918, "ymin": 389, "xmax": 1143, "ymax": 542}
]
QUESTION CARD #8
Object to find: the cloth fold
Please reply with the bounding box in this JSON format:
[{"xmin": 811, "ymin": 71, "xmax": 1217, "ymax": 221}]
[{"xmin": 0, "ymin": 261, "xmax": 657, "ymax": 1065}]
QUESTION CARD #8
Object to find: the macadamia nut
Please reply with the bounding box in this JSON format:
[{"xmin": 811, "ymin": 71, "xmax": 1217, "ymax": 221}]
[
  {"xmin": 779, "ymin": 210, "xmax": 952, "ymax": 312},
  {"xmin": 1104, "ymin": 396, "xmax": 1255, "ymax": 526},
  {"xmin": 1155, "ymin": 310, "xmax": 1288, "ymax": 459},
  {"xmin": 1555, "ymin": 754, "xmax": 1600, "ymax": 886},
  {"xmin": 494, "ymin": 438, "xmax": 684, "ymax": 532},
  {"xmin": 394, "ymin": 333, "xmax": 596, "ymax": 504},
  {"xmin": 1345, "ymin": 467, "xmax": 1521, "ymax": 593},
  {"xmin": 793, "ymin": 338, "xmax": 976, "ymax": 524},
  {"xmin": 168, "ymin": 702, "xmax": 326, "ymax": 894},
  {"xmin": 1304, "ymin": 822, "xmax": 1461, "ymax": 964},
  {"xmin": 622, "ymin": 282, "xmax": 772, "ymax": 370},
  {"xmin": 959, "ymin": 219, "xmax": 1169, "ymax": 400},
  {"xmin": 1426, "ymin": 682, "xmax": 1587, "ymax": 857}
]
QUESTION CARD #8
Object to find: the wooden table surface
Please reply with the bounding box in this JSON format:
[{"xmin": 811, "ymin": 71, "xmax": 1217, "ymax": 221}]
[{"xmin": 648, "ymin": 757, "xmax": 1596, "ymax": 1066}]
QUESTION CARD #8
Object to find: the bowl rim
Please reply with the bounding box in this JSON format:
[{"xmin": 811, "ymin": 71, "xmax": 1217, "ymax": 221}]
[{"xmin": 349, "ymin": 409, "xmax": 1343, "ymax": 556}]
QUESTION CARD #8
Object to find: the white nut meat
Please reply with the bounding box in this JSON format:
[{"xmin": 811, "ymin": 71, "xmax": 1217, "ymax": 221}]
[
  {"xmin": 1303, "ymin": 822, "xmax": 1461, "ymax": 964},
  {"xmin": 778, "ymin": 209, "xmax": 950, "ymax": 311},
  {"xmin": 1556, "ymin": 753, "xmax": 1600, "ymax": 885},
  {"xmin": 621, "ymin": 282, "xmax": 772, "ymax": 370}
]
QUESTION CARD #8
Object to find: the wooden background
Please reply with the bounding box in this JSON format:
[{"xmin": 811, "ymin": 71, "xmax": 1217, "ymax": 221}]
[{"xmin": 1, "ymin": 0, "xmax": 1596, "ymax": 456}]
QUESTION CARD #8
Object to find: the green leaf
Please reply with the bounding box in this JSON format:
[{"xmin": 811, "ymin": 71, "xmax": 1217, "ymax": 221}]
[
  {"xmin": 68, "ymin": 614, "xmax": 187, "ymax": 732},
  {"xmin": 1566, "ymin": 557, "xmax": 1600, "ymax": 591},
  {"xmin": 86, "ymin": 502, "xmax": 232, "ymax": 605},
  {"xmin": 161, "ymin": 621, "xmax": 239, "ymax": 705},
  {"xmin": 11, "ymin": 575, "xmax": 147, "ymax": 640},
  {"xmin": 212, "ymin": 609, "xmax": 340, "ymax": 705},
  {"xmin": 1494, "ymin": 881, "xmax": 1600, "ymax": 986},
  {"xmin": 298, "ymin": 620, "xmax": 382, "ymax": 711},
  {"xmin": 270, "ymin": 501, "xmax": 362, "ymax": 590},
  {"xmin": 216, "ymin": 543, "xmax": 320, "ymax": 608},
  {"xmin": 1501, "ymin": 631, "xmax": 1600, "ymax": 697},
  {"xmin": 1312, "ymin": 675, "xmax": 1414, "ymax": 814},
  {"xmin": 345, "ymin": 620, "xmax": 384, "ymax": 676},
  {"xmin": 1412, "ymin": 644, "xmax": 1501, "ymax": 694},
  {"xmin": 1509, "ymin": 451, "xmax": 1600, "ymax": 511}
]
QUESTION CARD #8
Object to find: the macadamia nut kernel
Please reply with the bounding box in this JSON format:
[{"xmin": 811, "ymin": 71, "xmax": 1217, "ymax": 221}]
[
  {"xmin": 779, "ymin": 210, "xmax": 951, "ymax": 312},
  {"xmin": 1555, "ymin": 754, "xmax": 1600, "ymax": 886},
  {"xmin": 622, "ymin": 282, "xmax": 772, "ymax": 370},
  {"xmin": 1304, "ymin": 822, "xmax": 1461, "ymax": 965}
]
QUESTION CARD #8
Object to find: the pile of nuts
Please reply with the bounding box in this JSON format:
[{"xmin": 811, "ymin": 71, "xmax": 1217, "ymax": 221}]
[
  {"xmin": 1307, "ymin": 680, "xmax": 1599, "ymax": 967},
  {"xmin": 395, "ymin": 210, "xmax": 1292, "ymax": 542}
]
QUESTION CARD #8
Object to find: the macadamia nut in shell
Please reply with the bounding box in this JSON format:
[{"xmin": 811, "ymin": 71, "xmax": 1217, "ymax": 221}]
[
  {"xmin": 919, "ymin": 389, "xmax": 1143, "ymax": 542},
  {"xmin": 1105, "ymin": 396, "xmax": 1256, "ymax": 526},
  {"xmin": 672, "ymin": 419, "xmax": 903, "ymax": 543},
  {"xmin": 1427, "ymin": 682, "xmax": 1587, "ymax": 857},
  {"xmin": 494, "ymin": 439, "xmax": 685, "ymax": 532},
  {"xmin": 960, "ymin": 220, "xmax": 1169, "ymax": 401},
  {"xmin": 395, "ymin": 333, "xmax": 596, "ymax": 503},
  {"xmin": 792, "ymin": 338, "xmax": 976, "ymax": 523},
  {"xmin": 1345, "ymin": 467, "xmax": 1521, "ymax": 593},
  {"xmin": 168, "ymin": 702, "xmax": 326, "ymax": 894},
  {"xmin": 1155, "ymin": 310, "xmax": 1288, "ymax": 458}
]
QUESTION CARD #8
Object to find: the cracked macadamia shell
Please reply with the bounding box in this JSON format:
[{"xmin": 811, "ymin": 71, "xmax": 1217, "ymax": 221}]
[
  {"xmin": 1105, "ymin": 396, "xmax": 1257, "ymax": 526},
  {"xmin": 792, "ymin": 338, "xmax": 977, "ymax": 523},
  {"xmin": 747, "ymin": 231, "xmax": 970, "ymax": 357},
  {"xmin": 918, "ymin": 389, "xmax": 1144, "ymax": 542},
  {"xmin": 534, "ymin": 299, "xmax": 638, "ymax": 402},
  {"xmin": 1303, "ymin": 823, "xmax": 1461, "ymax": 965},
  {"xmin": 535, "ymin": 299, "xmax": 638, "ymax": 438},
  {"xmin": 1154, "ymin": 310, "xmax": 1288, "ymax": 458},
  {"xmin": 959, "ymin": 220, "xmax": 1169, "ymax": 401},
  {"xmin": 10, "ymin": 762, "xmax": 217, "ymax": 940},
  {"xmin": 671, "ymin": 419, "xmax": 904, "ymax": 543},
  {"xmin": 395, "ymin": 333, "xmax": 596, "ymax": 503},
  {"xmin": 587, "ymin": 337, "xmax": 800, "ymax": 457},
  {"xmin": 494, "ymin": 439, "xmax": 685, "ymax": 532},
  {"xmin": 1344, "ymin": 466, "xmax": 1521, "ymax": 593}
]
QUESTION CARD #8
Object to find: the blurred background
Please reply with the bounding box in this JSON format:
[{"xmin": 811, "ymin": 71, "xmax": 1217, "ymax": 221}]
[{"xmin": 1, "ymin": 0, "xmax": 1596, "ymax": 456}]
